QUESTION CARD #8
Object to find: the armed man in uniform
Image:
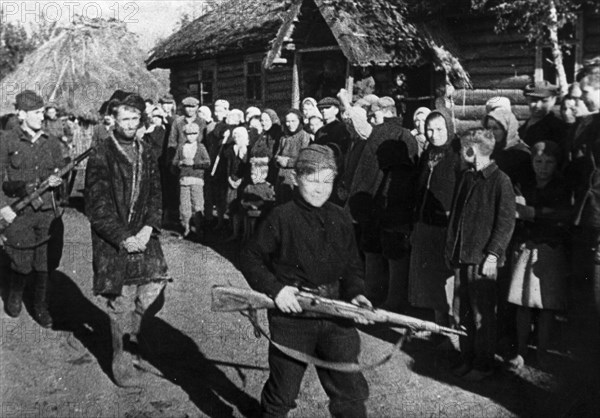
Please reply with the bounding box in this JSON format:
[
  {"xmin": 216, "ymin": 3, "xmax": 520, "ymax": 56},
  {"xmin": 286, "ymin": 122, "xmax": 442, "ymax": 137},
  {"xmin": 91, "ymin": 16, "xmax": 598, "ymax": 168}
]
[{"xmin": 0, "ymin": 90, "xmax": 65, "ymax": 328}]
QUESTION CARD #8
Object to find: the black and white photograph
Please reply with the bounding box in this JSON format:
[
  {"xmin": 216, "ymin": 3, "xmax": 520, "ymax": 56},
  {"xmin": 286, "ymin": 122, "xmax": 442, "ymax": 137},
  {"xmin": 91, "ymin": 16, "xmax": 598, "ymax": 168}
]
[{"xmin": 1, "ymin": 0, "xmax": 600, "ymax": 416}]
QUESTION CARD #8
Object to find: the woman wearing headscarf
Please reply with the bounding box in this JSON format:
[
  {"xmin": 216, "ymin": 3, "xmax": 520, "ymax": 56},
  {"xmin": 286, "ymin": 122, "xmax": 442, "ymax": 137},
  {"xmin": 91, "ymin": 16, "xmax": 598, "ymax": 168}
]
[
  {"xmin": 483, "ymin": 106, "xmax": 534, "ymax": 189},
  {"xmin": 411, "ymin": 107, "xmax": 431, "ymax": 157},
  {"xmin": 301, "ymin": 97, "xmax": 321, "ymax": 125},
  {"xmin": 252, "ymin": 109, "xmax": 283, "ymax": 184},
  {"xmin": 408, "ymin": 110, "xmax": 462, "ymax": 329},
  {"xmin": 274, "ymin": 109, "xmax": 312, "ymax": 204}
]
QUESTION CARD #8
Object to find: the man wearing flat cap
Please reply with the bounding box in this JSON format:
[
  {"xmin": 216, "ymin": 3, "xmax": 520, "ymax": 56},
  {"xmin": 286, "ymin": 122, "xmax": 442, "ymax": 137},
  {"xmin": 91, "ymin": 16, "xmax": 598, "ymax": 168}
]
[
  {"xmin": 85, "ymin": 93, "xmax": 169, "ymax": 387},
  {"xmin": 519, "ymin": 81, "xmax": 567, "ymax": 148},
  {"xmin": 0, "ymin": 90, "xmax": 65, "ymax": 328},
  {"xmin": 168, "ymin": 96, "xmax": 206, "ymax": 151},
  {"xmin": 314, "ymin": 97, "xmax": 352, "ymax": 205}
]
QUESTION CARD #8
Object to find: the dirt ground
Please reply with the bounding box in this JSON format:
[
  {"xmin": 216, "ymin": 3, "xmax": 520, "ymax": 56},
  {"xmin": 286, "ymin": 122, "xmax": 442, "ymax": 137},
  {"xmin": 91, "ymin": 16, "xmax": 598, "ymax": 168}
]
[{"xmin": 2, "ymin": 206, "xmax": 600, "ymax": 418}]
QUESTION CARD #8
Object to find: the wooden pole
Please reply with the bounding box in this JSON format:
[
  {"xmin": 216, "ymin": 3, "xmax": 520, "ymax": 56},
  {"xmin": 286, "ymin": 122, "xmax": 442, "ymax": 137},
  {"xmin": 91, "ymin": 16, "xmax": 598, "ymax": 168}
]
[
  {"xmin": 345, "ymin": 60, "xmax": 354, "ymax": 102},
  {"xmin": 292, "ymin": 51, "xmax": 300, "ymax": 109}
]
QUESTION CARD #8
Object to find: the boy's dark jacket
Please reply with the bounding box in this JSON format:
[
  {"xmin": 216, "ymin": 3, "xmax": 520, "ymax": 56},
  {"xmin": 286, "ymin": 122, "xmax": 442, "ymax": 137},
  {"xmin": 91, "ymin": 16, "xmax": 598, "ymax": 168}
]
[
  {"xmin": 239, "ymin": 194, "xmax": 365, "ymax": 301},
  {"xmin": 171, "ymin": 140, "xmax": 211, "ymax": 178},
  {"xmin": 445, "ymin": 162, "xmax": 516, "ymax": 267},
  {"xmin": 85, "ymin": 134, "xmax": 168, "ymax": 296}
]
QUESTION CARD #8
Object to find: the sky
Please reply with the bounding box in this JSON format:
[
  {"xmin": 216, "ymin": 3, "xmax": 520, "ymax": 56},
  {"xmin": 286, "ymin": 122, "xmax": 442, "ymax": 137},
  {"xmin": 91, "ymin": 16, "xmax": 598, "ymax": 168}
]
[{"xmin": 0, "ymin": 0, "xmax": 215, "ymax": 51}]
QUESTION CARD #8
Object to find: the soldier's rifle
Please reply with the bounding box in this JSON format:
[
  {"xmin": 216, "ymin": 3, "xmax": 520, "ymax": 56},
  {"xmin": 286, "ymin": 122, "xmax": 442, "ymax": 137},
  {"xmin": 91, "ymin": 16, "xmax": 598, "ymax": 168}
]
[{"xmin": 0, "ymin": 147, "xmax": 94, "ymax": 234}]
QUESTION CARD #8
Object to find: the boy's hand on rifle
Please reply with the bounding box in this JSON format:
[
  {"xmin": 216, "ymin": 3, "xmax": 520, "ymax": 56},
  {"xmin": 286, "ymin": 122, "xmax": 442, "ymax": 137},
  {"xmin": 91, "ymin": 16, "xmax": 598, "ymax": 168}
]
[
  {"xmin": 275, "ymin": 286, "xmax": 302, "ymax": 314},
  {"xmin": 350, "ymin": 295, "xmax": 375, "ymax": 325},
  {"xmin": 0, "ymin": 206, "xmax": 17, "ymax": 224},
  {"xmin": 48, "ymin": 174, "xmax": 63, "ymax": 187}
]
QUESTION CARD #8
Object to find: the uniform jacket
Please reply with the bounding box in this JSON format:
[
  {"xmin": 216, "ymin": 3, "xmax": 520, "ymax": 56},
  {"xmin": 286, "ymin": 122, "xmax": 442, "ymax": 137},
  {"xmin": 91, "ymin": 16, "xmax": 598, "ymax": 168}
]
[
  {"xmin": 0, "ymin": 126, "xmax": 64, "ymax": 210},
  {"xmin": 446, "ymin": 162, "xmax": 516, "ymax": 267},
  {"xmin": 85, "ymin": 132, "xmax": 168, "ymax": 296}
]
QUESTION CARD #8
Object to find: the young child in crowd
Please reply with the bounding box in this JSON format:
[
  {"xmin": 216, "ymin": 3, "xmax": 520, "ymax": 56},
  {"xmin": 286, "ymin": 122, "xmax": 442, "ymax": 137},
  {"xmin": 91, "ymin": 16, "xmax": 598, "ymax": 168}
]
[
  {"xmin": 224, "ymin": 126, "xmax": 250, "ymax": 241},
  {"xmin": 446, "ymin": 128, "xmax": 516, "ymax": 381},
  {"xmin": 172, "ymin": 123, "xmax": 211, "ymax": 238},
  {"xmin": 238, "ymin": 159, "xmax": 276, "ymax": 239},
  {"xmin": 507, "ymin": 140, "xmax": 571, "ymax": 370},
  {"xmin": 239, "ymin": 144, "xmax": 372, "ymax": 418}
]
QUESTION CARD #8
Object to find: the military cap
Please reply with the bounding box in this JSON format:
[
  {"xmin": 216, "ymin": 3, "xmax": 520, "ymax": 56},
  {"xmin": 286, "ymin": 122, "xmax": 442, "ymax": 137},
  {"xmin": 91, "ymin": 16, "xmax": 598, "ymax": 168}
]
[{"xmin": 15, "ymin": 90, "xmax": 44, "ymax": 111}]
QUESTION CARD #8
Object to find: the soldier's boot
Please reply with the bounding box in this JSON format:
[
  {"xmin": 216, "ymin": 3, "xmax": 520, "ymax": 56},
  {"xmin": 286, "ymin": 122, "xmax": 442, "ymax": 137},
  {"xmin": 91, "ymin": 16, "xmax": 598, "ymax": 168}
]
[
  {"xmin": 5, "ymin": 272, "xmax": 28, "ymax": 318},
  {"xmin": 32, "ymin": 272, "xmax": 53, "ymax": 328},
  {"xmin": 110, "ymin": 319, "xmax": 143, "ymax": 388}
]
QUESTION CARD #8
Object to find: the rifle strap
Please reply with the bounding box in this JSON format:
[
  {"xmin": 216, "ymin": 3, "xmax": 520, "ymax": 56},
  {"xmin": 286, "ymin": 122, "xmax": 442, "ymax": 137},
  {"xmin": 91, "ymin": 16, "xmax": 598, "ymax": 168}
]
[{"xmin": 241, "ymin": 309, "xmax": 410, "ymax": 373}]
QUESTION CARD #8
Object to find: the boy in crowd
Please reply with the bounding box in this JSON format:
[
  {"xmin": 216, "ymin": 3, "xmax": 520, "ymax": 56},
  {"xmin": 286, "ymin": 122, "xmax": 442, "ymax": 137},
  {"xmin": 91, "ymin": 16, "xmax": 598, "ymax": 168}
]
[
  {"xmin": 240, "ymin": 144, "xmax": 371, "ymax": 418},
  {"xmin": 446, "ymin": 128, "xmax": 516, "ymax": 381},
  {"xmin": 172, "ymin": 123, "xmax": 211, "ymax": 238}
]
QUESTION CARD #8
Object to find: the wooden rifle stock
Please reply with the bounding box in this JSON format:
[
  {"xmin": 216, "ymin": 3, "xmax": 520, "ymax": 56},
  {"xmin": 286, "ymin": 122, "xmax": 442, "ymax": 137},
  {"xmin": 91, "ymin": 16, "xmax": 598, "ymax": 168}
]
[{"xmin": 211, "ymin": 286, "xmax": 466, "ymax": 337}]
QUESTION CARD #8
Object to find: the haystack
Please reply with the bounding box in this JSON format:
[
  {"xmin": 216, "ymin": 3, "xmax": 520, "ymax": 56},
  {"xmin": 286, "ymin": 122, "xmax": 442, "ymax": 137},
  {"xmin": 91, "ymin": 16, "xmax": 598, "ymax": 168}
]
[{"xmin": 0, "ymin": 16, "xmax": 169, "ymax": 120}]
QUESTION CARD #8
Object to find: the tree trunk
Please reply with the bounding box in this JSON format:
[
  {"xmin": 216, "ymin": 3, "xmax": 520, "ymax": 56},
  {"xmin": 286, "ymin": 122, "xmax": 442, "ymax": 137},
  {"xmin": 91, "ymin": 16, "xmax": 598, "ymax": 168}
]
[{"xmin": 548, "ymin": 0, "xmax": 569, "ymax": 97}]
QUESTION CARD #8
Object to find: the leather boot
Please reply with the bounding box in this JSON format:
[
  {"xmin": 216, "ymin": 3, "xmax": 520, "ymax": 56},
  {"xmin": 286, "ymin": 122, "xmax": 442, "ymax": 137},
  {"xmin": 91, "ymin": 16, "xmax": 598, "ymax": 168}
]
[
  {"xmin": 33, "ymin": 272, "xmax": 53, "ymax": 328},
  {"xmin": 5, "ymin": 272, "xmax": 28, "ymax": 318},
  {"xmin": 110, "ymin": 318, "xmax": 142, "ymax": 388}
]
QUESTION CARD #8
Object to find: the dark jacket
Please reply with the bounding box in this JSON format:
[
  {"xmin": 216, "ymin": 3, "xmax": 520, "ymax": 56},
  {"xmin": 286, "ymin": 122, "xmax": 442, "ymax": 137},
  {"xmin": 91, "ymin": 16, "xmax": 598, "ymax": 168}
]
[
  {"xmin": 314, "ymin": 119, "xmax": 351, "ymax": 158},
  {"xmin": 0, "ymin": 126, "xmax": 64, "ymax": 210},
  {"xmin": 415, "ymin": 139, "xmax": 462, "ymax": 227},
  {"xmin": 515, "ymin": 176, "xmax": 571, "ymax": 245},
  {"xmin": 167, "ymin": 115, "xmax": 206, "ymax": 150},
  {"xmin": 519, "ymin": 112, "xmax": 567, "ymax": 149},
  {"xmin": 347, "ymin": 117, "xmax": 417, "ymax": 223},
  {"xmin": 571, "ymin": 114, "xmax": 600, "ymax": 227},
  {"xmin": 446, "ymin": 162, "xmax": 516, "ymax": 267},
  {"xmin": 171, "ymin": 140, "xmax": 211, "ymax": 179},
  {"xmin": 239, "ymin": 195, "xmax": 365, "ymax": 301},
  {"xmin": 85, "ymin": 133, "xmax": 168, "ymax": 296}
]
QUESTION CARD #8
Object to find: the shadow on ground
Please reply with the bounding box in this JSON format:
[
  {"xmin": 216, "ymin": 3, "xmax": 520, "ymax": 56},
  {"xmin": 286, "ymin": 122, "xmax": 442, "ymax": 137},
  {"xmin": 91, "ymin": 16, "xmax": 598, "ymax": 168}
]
[{"xmin": 49, "ymin": 271, "xmax": 261, "ymax": 417}]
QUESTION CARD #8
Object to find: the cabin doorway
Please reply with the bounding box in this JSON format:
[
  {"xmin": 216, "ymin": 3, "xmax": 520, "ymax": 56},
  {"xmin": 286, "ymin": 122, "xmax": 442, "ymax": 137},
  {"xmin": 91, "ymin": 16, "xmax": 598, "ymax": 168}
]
[{"xmin": 299, "ymin": 50, "xmax": 347, "ymax": 101}]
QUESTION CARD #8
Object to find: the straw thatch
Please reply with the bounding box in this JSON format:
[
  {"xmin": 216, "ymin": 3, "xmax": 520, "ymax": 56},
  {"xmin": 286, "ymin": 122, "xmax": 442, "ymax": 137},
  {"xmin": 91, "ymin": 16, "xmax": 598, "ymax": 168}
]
[
  {"xmin": 0, "ymin": 16, "xmax": 169, "ymax": 120},
  {"xmin": 266, "ymin": 0, "xmax": 470, "ymax": 86},
  {"xmin": 146, "ymin": 0, "xmax": 292, "ymax": 70},
  {"xmin": 147, "ymin": 0, "xmax": 470, "ymax": 87}
]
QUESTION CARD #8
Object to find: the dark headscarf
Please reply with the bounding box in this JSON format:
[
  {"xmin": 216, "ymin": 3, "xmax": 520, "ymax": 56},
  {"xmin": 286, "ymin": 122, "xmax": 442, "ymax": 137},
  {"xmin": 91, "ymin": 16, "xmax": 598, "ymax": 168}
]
[
  {"xmin": 283, "ymin": 109, "xmax": 305, "ymax": 135},
  {"xmin": 262, "ymin": 108, "xmax": 281, "ymax": 127}
]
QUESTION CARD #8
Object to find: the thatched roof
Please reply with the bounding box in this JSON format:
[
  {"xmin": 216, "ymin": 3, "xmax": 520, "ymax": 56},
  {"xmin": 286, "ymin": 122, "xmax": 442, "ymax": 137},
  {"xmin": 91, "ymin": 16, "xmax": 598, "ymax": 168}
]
[
  {"xmin": 147, "ymin": 0, "xmax": 470, "ymax": 87},
  {"xmin": 0, "ymin": 16, "xmax": 169, "ymax": 120},
  {"xmin": 146, "ymin": 0, "xmax": 291, "ymax": 70},
  {"xmin": 266, "ymin": 0, "xmax": 470, "ymax": 86}
]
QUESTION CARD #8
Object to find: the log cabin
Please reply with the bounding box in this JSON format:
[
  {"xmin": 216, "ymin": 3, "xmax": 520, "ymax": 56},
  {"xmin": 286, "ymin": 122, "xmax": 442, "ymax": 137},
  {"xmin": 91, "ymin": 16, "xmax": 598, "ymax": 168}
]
[{"xmin": 146, "ymin": 0, "xmax": 599, "ymax": 132}]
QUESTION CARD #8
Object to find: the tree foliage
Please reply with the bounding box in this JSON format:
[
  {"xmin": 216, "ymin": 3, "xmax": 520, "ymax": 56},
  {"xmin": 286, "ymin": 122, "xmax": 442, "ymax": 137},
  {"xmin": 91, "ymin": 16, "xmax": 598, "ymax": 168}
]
[
  {"xmin": 471, "ymin": 0, "xmax": 597, "ymax": 43},
  {"xmin": 0, "ymin": 9, "xmax": 57, "ymax": 81}
]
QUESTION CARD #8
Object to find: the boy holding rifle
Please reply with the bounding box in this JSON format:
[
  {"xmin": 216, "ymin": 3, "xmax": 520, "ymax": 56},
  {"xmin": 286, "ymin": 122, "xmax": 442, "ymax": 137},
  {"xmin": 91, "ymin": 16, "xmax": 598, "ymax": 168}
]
[
  {"xmin": 240, "ymin": 144, "xmax": 372, "ymax": 418},
  {"xmin": 0, "ymin": 90, "xmax": 65, "ymax": 328}
]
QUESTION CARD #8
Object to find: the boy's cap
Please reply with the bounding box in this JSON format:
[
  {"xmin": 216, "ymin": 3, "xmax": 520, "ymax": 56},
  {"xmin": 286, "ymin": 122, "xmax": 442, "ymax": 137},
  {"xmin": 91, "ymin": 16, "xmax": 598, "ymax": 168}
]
[
  {"xmin": 295, "ymin": 144, "xmax": 337, "ymax": 170},
  {"xmin": 182, "ymin": 96, "xmax": 200, "ymax": 106},
  {"xmin": 15, "ymin": 90, "xmax": 44, "ymax": 111},
  {"xmin": 371, "ymin": 96, "xmax": 396, "ymax": 112},
  {"xmin": 159, "ymin": 94, "xmax": 175, "ymax": 104},
  {"xmin": 524, "ymin": 81, "xmax": 558, "ymax": 98},
  {"xmin": 183, "ymin": 124, "xmax": 200, "ymax": 134},
  {"xmin": 317, "ymin": 97, "xmax": 341, "ymax": 109}
]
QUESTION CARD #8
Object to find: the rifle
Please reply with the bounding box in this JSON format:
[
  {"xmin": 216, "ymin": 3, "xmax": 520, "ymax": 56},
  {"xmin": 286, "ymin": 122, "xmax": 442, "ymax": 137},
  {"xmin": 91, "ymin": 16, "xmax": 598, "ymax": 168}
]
[
  {"xmin": 0, "ymin": 147, "xmax": 94, "ymax": 234},
  {"xmin": 212, "ymin": 286, "xmax": 465, "ymax": 337}
]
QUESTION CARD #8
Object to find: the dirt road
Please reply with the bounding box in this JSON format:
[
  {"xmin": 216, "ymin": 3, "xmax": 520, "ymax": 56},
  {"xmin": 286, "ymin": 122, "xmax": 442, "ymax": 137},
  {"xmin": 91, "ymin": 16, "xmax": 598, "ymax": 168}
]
[{"xmin": 1, "ymin": 208, "xmax": 599, "ymax": 417}]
